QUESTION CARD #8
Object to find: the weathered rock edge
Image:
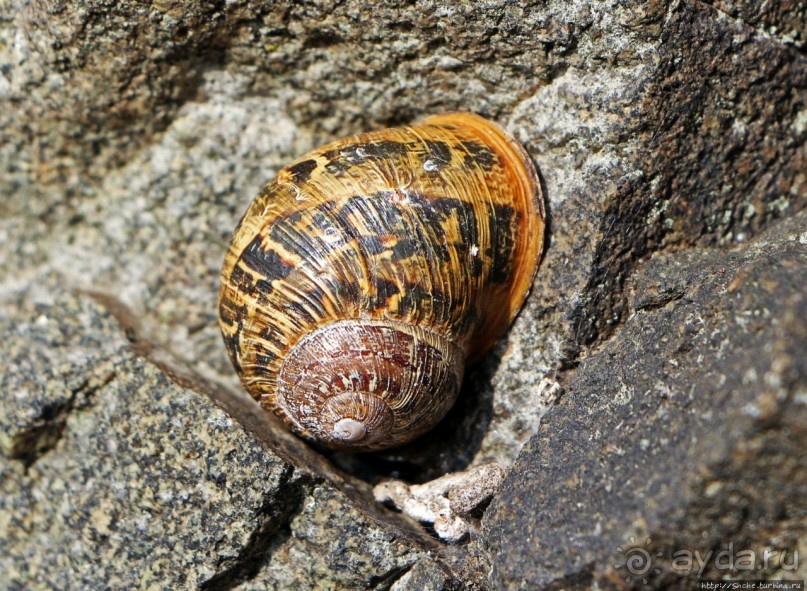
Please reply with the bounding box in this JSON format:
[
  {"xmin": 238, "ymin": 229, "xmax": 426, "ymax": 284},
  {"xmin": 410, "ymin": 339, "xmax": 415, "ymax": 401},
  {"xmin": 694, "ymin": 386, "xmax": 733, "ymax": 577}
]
[
  {"xmin": 0, "ymin": 289, "xmax": 469, "ymax": 590},
  {"xmin": 484, "ymin": 212, "xmax": 807, "ymax": 590}
]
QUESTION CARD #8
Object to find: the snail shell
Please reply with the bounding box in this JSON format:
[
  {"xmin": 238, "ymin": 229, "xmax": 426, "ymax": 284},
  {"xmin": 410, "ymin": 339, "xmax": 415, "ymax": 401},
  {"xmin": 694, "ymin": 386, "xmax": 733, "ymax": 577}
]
[{"xmin": 218, "ymin": 113, "xmax": 544, "ymax": 450}]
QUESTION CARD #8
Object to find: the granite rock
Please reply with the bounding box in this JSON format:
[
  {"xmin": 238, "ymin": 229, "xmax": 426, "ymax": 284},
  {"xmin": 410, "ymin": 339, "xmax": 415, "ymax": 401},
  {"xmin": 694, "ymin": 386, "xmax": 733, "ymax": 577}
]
[
  {"xmin": 390, "ymin": 559, "xmax": 461, "ymax": 591},
  {"xmin": 0, "ymin": 293, "xmax": 437, "ymax": 590},
  {"xmin": 0, "ymin": 0, "xmax": 805, "ymax": 589},
  {"xmin": 484, "ymin": 212, "xmax": 807, "ymax": 589}
]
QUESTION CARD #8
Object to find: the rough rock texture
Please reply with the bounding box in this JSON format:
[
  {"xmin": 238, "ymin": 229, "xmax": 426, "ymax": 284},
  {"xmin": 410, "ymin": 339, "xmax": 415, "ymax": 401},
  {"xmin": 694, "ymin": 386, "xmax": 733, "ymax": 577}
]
[
  {"xmin": 484, "ymin": 212, "xmax": 807, "ymax": 589},
  {"xmin": 1, "ymin": 0, "xmax": 805, "ymax": 589},
  {"xmin": 0, "ymin": 292, "xmax": 438, "ymax": 589},
  {"xmin": 374, "ymin": 464, "xmax": 506, "ymax": 543}
]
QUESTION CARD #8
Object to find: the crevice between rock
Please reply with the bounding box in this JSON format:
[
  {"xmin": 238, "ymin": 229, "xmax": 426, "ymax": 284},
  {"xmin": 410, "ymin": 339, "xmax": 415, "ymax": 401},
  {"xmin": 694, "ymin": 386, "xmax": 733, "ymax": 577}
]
[
  {"xmin": 200, "ymin": 467, "xmax": 318, "ymax": 591},
  {"xmin": 87, "ymin": 291, "xmax": 451, "ymax": 587},
  {"xmin": 10, "ymin": 362, "xmax": 117, "ymax": 469}
]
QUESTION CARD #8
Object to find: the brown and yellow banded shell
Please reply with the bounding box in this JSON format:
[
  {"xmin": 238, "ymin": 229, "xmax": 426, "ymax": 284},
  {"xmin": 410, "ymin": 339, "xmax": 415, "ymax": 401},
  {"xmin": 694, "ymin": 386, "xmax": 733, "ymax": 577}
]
[{"xmin": 218, "ymin": 112, "xmax": 544, "ymax": 450}]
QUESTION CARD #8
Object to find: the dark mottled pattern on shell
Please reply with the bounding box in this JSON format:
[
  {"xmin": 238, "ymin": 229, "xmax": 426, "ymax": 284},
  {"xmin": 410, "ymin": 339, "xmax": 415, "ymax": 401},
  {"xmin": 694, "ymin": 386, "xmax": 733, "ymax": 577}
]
[
  {"xmin": 218, "ymin": 113, "xmax": 544, "ymax": 449},
  {"xmin": 286, "ymin": 158, "xmax": 318, "ymax": 184}
]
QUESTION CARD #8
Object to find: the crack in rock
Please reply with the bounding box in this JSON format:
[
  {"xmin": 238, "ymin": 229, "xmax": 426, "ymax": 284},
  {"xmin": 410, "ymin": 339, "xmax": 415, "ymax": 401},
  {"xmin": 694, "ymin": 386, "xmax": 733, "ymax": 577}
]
[
  {"xmin": 9, "ymin": 361, "xmax": 117, "ymax": 468},
  {"xmin": 201, "ymin": 468, "xmax": 317, "ymax": 591}
]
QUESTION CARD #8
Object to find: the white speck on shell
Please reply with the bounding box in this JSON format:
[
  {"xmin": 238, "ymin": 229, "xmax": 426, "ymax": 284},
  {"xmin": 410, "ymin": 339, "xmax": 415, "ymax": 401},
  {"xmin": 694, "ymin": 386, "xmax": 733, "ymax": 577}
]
[
  {"xmin": 332, "ymin": 418, "xmax": 367, "ymax": 442},
  {"xmin": 423, "ymin": 159, "xmax": 439, "ymax": 172}
]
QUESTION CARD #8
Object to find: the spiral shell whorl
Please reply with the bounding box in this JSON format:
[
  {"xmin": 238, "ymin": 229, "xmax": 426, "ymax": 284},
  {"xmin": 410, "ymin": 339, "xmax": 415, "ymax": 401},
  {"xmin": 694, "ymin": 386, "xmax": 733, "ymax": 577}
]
[
  {"xmin": 320, "ymin": 393, "xmax": 394, "ymax": 446},
  {"xmin": 218, "ymin": 112, "xmax": 545, "ymax": 450},
  {"xmin": 276, "ymin": 320, "xmax": 464, "ymax": 450}
]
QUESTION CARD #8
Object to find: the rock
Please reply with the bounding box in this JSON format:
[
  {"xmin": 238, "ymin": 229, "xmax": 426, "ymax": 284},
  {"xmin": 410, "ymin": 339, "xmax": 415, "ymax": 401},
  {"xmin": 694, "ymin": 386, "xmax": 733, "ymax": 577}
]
[
  {"xmin": 239, "ymin": 485, "xmax": 427, "ymax": 590},
  {"xmin": 1, "ymin": 0, "xmax": 805, "ymax": 588},
  {"xmin": 374, "ymin": 464, "xmax": 506, "ymax": 543},
  {"xmin": 0, "ymin": 293, "xmax": 289, "ymax": 588},
  {"xmin": 483, "ymin": 212, "xmax": 807, "ymax": 589},
  {"xmin": 390, "ymin": 559, "xmax": 460, "ymax": 591},
  {"xmin": 0, "ymin": 292, "xmax": 437, "ymax": 589}
]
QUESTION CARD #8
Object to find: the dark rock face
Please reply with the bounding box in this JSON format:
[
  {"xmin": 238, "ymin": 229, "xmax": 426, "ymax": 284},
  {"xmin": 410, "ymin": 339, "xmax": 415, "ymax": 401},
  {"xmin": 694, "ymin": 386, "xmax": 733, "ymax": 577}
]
[
  {"xmin": 1, "ymin": 0, "xmax": 804, "ymax": 589},
  {"xmin": 484, "ymin": 214, "xmax": 806, "ymax": 589}
]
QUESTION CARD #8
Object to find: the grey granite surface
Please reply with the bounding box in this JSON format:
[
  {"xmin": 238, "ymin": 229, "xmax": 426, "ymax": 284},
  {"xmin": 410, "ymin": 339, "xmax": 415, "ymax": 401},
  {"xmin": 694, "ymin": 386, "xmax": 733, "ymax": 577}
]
[{"xmin": 1, "ymin": 0, "xmax": 804, "ymax": 588}]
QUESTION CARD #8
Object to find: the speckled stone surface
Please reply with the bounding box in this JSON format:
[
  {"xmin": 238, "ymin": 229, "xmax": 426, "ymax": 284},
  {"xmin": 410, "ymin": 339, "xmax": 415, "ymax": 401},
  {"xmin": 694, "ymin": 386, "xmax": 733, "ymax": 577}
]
[
  {"xmin": 0, "ymin": 293, "xmax": 289, "ymax": 588},
  {"xmin": 237, "ymin": 485, "xmax": 428, "ymax": 590},
  {"xmin": 0, "ymin": 0, "xmax": 805, "ymax": 588},
  {"xmin": 390, "ymin": 558, "xmax": 458, "ymax": 591},
  {"xmin": 0, "ymin": 294, "xmax": 432, "ymax": 589},
  {"xmin": 484, "ymin": 212, "xmax": 807, "ymax": 589}
]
